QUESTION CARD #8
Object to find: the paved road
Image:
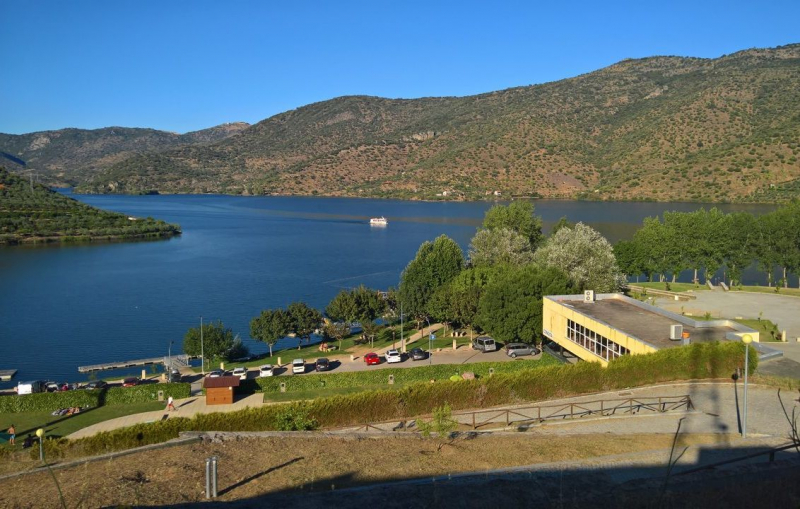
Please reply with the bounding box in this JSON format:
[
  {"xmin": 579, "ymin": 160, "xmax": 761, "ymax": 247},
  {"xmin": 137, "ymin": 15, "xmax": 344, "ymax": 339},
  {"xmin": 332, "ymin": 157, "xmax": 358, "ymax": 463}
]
[{"xmin": 658, "ymin": 290, "xmax": 800, "ymax": 341}]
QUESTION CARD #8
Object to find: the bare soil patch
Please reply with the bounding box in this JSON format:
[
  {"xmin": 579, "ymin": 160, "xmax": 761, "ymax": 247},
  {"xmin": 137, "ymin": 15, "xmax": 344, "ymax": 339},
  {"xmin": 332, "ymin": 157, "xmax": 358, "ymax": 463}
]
[{"xmin": 0, "ymin": 432, "xmax": 725, "ymax": 508}]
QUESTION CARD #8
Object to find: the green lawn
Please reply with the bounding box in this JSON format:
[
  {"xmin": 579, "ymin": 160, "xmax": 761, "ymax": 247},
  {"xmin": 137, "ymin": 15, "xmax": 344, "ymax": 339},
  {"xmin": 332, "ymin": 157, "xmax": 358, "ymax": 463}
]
[
  {"xmin": 633, "ymin": 282, "xmax": 707, "ymax": 292},
  {"xmin": 729, "ymin": 285, "xmax": 800, "ymax": 298},
  {"xmin": 0, "ymin": 401, "xmax": 164, "ymax": 446},
  {"xmin": 733, "ymin": 319, "xmax": 784, "ymax": 342}
]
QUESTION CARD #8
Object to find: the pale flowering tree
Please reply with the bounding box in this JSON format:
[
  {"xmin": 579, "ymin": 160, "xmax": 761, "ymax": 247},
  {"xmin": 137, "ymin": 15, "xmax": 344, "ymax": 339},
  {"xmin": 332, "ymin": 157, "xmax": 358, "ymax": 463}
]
[
  {"xmin": 468, "ymin": 228, "xmax": 535, "ymax": 268},
  {"xmin": 533, "ymin": 222, "xmax": 624, "ymax": 293}
]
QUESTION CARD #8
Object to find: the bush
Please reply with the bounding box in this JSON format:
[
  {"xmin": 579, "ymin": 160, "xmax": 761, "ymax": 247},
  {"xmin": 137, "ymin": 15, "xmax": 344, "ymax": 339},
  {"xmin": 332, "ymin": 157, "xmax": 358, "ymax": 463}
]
[
  {"xmin": 63, "ymin": 342, "xmax": 750, "ymax": 456},
  {"xmin": 255, "ymin": 358, "xmax": 559, "ymax": 393},
  {"xmin": 274, "ymin": 403, "xmax": 319, "ymax": 431},
  {"xmin": 0, "ymin": 383, "xmax": 191, "ymax": 414}
]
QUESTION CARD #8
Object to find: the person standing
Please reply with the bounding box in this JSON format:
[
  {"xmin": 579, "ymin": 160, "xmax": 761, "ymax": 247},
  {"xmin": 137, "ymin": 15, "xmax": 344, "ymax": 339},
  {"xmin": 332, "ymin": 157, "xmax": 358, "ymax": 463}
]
[
  {"xmin": 7, "ymin": 424, "xmax": 15, "ymax": 445},
  {"xmin": 166, "ymin": 395, "xmax": 176, "ymax": 411}
]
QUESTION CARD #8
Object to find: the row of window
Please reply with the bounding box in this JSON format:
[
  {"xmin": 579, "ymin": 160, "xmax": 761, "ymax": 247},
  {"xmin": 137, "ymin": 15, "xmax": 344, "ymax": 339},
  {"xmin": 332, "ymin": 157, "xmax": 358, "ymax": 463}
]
[{"xmin": 566, "ymin": 319, "xmax": 630, "ymax": 361}]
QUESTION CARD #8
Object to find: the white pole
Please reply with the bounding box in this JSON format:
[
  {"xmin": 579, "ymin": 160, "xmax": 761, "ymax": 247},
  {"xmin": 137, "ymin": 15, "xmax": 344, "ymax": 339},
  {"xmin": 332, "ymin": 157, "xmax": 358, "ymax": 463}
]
[
  {"xmin": 200, "ymin": 316, "xmax": 205, "ymax": 375},
  {"xmin": 743, "ymin": 342, "xmax": 749, "ymax": 438},
  {"xmin": 400, "ymin": 302, "xmax": 404, "ymax": 353}
]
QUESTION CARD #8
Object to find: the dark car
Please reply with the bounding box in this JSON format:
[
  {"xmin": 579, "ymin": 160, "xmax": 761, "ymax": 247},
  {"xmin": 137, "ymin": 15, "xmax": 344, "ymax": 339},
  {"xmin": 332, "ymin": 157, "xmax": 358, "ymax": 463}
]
[
  {"xmin": 410, "ymin": 347, "xmax": 427, "ymax": 361},
  {"xmin": 83, "ymin": 380, "xmax": 108, "ymax": 390},
  {"xmin": 167, "ymin": 369, "xmax": 182, "ymax": 383},
  {"xmin": 122, "ymin": 377, "xmax": 140, "ymax": 387},
  {"xmin": 315, "ymin": 358, "xmax": 330, "ymax": 372}
]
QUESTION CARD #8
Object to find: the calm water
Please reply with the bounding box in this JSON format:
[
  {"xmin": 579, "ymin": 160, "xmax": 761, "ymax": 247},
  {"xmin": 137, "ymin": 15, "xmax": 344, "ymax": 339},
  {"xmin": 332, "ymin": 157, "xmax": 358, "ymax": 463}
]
[{"xmin": 0, "ymin": 194, "xmax": 779, "ymax": 386}]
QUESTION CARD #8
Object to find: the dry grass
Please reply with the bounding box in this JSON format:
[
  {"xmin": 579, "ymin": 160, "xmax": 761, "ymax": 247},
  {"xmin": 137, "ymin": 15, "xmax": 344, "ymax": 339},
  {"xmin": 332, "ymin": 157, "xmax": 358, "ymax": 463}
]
[{"xmin": 0, "ymin": 432, "xmax": 729, "ymax": 508}]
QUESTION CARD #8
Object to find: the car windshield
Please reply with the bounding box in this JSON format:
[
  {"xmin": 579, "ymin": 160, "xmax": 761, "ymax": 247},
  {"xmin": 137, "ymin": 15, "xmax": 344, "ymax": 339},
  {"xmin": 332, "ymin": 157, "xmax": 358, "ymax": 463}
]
[{"xmin": 293, "ymin": 359, "xmax": 303, "ymax": 365}]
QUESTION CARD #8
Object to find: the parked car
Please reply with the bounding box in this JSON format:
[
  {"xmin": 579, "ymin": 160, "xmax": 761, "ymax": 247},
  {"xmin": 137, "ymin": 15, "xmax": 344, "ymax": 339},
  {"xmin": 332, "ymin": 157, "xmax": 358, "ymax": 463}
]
[
  {"xmin": 259, "ymin": 364, "xmax": 274, "ymax": 377},
  {"xmin": 207, "ymin": 370, "xmax": 224, "ymax": 378},
  {"xmin": 167, "ymin": 369, "xmax": 182, "ymax": 383},
  {"xmin": 60, "ymin": 382, "xmax": 80, "ymax": 391},
  {"xmin": 17, "ymin": 380, "xmax": 46, "ymax": 395},
  {"xmin": 232, "ymin": 367, "xmax": 248, "ymax": 380},
  {"xmin": 122, "ymin": 377, "xmax": 140, "ymax": 387},
  {"xmin": 364, "ymin": 352, "xmax": 381, "ymax": 366},
  {"xmin": 83, "ymin": 380, "xmax": 108, "ymax": 390},
  {"xmin": 385, "ymin": 350, "xmax": 402, "ymax": 364},
  {"xmin": 505, "ymin": 342, "xmax": 539, "ymax": 358},
  {"xmin": 472, "ymin": 336, "xmax": 497, "ymax": 352},
  {"xmin": 292, "ymin": 359, "xmax": 306, "ymax": 374},
  {"xmin": 44, "ymin": 381, "xmax": 60, "ymax": 393},
  {"xmin": 315, "ymin": 358, "xmax": 330, "ymax": 372},
  {"xmin": 409, "ymin": 347, "xmax": 427, "ymax": 361}
]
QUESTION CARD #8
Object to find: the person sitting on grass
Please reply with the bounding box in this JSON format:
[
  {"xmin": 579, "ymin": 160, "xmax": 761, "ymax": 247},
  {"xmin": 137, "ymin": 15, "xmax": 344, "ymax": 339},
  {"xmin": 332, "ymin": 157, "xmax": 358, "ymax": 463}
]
[{"xmin": 22, "ymin": 434, "xmax": 34, "ymax": 449}]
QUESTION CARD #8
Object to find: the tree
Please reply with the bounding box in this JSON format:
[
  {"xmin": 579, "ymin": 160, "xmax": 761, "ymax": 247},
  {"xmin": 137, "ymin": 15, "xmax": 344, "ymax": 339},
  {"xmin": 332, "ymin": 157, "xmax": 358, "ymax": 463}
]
[
  {"xmin": 417, "ymin": 403, "xmax": 459, "ymax": 452},
  {"xmin": 250, "ymin": 309, "xmax": 292, "ymax": 357},
  {"xmin": 287, "ymin": 302, "xmax": 323, "ymax": 350},
  {"xmin": 182, "ymin": 320, "xmax": 235, "ymax": 362},
  {"xmin": 481, "ymin": 201, "xmax": 543, "ymax": 250},
  {"xmin": 722, "ymin": 212, "xmax": 757, "ymax": 287},
  {"xmin": 477, "ymin": 264, "xmax": 574, "ymax": 344},
  {"xmin": 323, "ymin": 320, "xmax": 350, "ymax": 350},
  {"xmin": 399, "ymin": 235, "xmax": 464, "ymax": 324},
  {"xmin": 534, "ymin": 223, "xmax": 624, "ymax": 292},
  {"xmin": 468, "ymin": 228, "xmax": 535, "ymax": 268},
  {"xmin": 613, "ymin": 240, "xmax": 645, "ymax": 282},
  {"xmin": 550, "ymin": 216, "xmax": 574, "ymax": 236}
]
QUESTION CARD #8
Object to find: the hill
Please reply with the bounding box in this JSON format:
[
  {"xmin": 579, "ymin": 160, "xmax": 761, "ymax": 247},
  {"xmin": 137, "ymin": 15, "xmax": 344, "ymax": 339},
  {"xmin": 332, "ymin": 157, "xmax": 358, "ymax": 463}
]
[
  {"xmin": 25, "ymin": 45, "xmax": 800, "ymax": 202},
  {"xmin": 0, "ymin": 167, "xmax": 180, "ymax": 245},
  {"xmin": 0, "ymin": 122, "xmax": 249, "ymax": 187}
]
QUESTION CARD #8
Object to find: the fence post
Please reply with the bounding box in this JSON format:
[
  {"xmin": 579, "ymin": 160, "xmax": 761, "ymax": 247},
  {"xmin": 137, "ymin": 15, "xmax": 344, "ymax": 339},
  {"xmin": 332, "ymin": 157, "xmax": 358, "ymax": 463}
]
[
  {"xmin": 600, "ymin": 400, "xmax": 604, "ymax": 415},
  {"xmin": 505, "ymin": 410, "xmax": 509, "ymax": 427},
  {"xmin": 211, "ymin": 456, "xmax": 218, "ymax": 498},
  {"xmin": 205, "ymin": 458, "xmax": 212, "ymax": 499},
  {"xmin": 472, "ymin": 413, "xmax": 476, "ymax": 430}
]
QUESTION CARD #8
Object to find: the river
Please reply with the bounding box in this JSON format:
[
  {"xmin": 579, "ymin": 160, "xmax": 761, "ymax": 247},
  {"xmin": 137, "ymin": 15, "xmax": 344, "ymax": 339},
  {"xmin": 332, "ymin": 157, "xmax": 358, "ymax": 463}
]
[{"xmin": 0, "ymin": 193, "xmax": 780, "ymax": 386}]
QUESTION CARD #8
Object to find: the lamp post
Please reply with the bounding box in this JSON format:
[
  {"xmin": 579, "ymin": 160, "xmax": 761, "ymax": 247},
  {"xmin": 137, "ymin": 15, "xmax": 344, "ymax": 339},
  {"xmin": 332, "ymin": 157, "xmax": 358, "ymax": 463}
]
[
  {"xmin": 400, "ymin": 302, "xmax": 405, "ymax": 354},
  {"xmin": 200, "ymin": 316, "xmax": 205, "ymax": 375},
  {"xmin": 168, "ymin": 340, "xmax": 173, "ymax": 373},
  {"xmin": 35, "ymin": 428, "xmax": 44, "ymax": 462},
  {"xmin": 425, "ymin": 317, "xmax": 432, "ymax": 365},
  {"xmin": 742, "ymin": 334, "xmax": 753, "ymax": 438}
]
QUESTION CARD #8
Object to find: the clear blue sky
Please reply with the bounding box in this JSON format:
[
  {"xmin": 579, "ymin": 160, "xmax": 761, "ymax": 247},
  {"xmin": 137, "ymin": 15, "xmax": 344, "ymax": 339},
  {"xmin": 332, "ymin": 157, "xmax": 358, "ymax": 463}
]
[{"xmin": 1, "ymin": 0, "xmax": 798, "ymax": 134}]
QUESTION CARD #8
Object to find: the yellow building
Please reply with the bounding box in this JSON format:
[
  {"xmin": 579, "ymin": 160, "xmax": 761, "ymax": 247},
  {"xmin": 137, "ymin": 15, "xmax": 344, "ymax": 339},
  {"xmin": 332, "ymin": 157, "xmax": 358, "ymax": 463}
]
[{"xmin": 542, "ymin": 292, "xmax": 759, "ymax": 366}]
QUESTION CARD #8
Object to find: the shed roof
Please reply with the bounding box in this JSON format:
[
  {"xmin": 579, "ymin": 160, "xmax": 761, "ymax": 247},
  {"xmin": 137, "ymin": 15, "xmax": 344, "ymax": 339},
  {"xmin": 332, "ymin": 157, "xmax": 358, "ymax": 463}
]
[{"xmin": 203, "ymin": 376, "xmax": 241, "ymax": 389}]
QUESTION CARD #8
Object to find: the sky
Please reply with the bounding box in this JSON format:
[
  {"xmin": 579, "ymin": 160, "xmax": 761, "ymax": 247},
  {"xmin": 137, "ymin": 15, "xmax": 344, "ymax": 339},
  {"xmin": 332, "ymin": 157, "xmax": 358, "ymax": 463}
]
[{"xmin": 1, "ymin": 0, "xmax": 799, "ymax": 135}]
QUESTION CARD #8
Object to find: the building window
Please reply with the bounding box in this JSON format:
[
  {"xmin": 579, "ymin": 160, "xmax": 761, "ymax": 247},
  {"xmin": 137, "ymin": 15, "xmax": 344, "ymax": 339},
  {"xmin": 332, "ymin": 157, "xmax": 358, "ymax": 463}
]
[{"xmin": 566, "ymin": 319, "xmax": 629, "ymax": 361}]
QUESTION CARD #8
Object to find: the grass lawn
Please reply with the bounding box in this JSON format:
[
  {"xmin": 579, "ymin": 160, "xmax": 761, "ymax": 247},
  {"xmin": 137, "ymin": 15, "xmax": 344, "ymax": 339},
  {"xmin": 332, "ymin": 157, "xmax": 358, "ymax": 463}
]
[
  {"xmin": 632, "ymin": 281, "xmax": 707, "ymax": 292},
  {"xmin": 733, "ymin": 319, "xmax": 784, "ymax": 342},
  {"xmin": 0, "ymin": 401, "xmax": 164, "ymax": 445},
  {"xmin": 729, "ymin": 285, "xmax": 800, "ymax": 298}
]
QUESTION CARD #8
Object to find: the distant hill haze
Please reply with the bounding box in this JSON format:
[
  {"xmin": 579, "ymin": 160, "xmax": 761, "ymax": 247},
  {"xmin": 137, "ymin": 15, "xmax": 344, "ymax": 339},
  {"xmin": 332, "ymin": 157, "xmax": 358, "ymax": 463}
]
[
  {"xmin": 7, "ymin": 43, "xmax": 800, "ymax": 202},
  {"xmin": 0, "ymin": 122, "xmax": 249, "ymax": 187}
]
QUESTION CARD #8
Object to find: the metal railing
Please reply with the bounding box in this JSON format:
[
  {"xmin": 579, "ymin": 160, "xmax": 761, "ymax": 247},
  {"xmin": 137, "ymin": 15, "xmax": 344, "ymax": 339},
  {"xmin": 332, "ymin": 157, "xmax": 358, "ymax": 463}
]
[{"xmin": 337, "ymin": 394, "xmax": 693, "ymax": 433}]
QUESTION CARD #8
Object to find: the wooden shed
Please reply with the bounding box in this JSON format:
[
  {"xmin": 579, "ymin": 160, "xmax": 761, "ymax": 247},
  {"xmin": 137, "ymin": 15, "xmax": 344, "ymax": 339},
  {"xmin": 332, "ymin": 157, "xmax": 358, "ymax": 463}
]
[{"xmin": 203, "ymin": 375, "xmax": 240, "ymax": 405}]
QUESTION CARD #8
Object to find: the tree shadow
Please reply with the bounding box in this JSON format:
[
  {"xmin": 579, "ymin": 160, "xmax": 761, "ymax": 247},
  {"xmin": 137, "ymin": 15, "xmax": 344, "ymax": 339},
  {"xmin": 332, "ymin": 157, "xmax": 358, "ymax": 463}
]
[{"xmin": 218, "ymin": 457, "xmax": 304, "ymax": 496}]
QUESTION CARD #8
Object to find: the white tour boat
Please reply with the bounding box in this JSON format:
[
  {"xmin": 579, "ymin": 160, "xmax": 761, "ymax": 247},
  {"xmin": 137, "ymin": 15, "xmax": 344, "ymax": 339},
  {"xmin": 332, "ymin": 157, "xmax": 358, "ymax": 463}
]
[{"xmin": 369, "ymin": 216, "xmax": 388, "ymax": 226}]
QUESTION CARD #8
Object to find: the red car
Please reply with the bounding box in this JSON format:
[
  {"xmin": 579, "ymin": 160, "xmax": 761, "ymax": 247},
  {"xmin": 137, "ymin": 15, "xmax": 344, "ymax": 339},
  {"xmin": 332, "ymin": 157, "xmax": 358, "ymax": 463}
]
[
  {"xmin": 364, "ymin": 352, "xmax": 381, "ymax": 366},
  {"xmin": 122, "ymin": 377, "xmax": 140, "ymax": 387}
]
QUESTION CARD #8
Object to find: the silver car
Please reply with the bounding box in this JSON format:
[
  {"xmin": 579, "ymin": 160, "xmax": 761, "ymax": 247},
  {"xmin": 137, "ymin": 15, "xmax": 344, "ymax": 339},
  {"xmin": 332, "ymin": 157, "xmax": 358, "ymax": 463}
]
[{"xmin": 505, "ymin": 342, "xmax": 538, "ymax": 358}]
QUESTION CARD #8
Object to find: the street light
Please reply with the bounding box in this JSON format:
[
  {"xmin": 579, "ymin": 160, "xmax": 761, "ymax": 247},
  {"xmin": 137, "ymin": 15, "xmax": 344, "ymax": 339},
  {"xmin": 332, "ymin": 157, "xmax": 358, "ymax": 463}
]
[
  {"xmin": 741, "ymin": 334, "xmax": 753, "ymax": 438},
  {"xmin": 35, "ymin": 428, "xmax": 44, "ymax": 462},
  {"xmin": 168, "ymin": 340, "xmax": 173, "ymax": 373},
  {"xmin": 425, "ymin": 317, "xmax": 432, "ymax": 365},
  {"xmin": 200, "ymin": 316, "xmax": 205, "ymax": 375}
]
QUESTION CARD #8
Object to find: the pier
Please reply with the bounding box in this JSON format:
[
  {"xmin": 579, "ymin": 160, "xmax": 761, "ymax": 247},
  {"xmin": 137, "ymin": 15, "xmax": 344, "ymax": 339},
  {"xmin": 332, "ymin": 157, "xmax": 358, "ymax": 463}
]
[
  {"xmin": 78, "ymin": 355, "xmax": 191, "ymax": 373},
  {"xmin": 0, "ymin": 369, "xmax": 18, "ymax": 381}
]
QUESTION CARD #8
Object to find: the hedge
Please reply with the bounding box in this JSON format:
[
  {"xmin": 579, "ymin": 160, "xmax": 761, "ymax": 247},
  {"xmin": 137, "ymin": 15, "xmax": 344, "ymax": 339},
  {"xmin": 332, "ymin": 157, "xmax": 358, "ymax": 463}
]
[
  {"xmin": 0, "ymin": 383, "xmax": 191, "ymax": 414},
  {"xmin": 255, "ymin": 357, "xmax": 560, "ymax": 393},
  {"xmin": 62, "ymin": 341, "xmax": 754, "ymax": 457}
]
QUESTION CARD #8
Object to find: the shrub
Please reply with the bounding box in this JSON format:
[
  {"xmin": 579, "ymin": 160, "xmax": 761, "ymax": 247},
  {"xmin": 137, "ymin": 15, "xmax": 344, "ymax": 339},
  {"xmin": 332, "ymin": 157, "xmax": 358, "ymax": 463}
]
[
  {"xmin": 274, "ymin": 403, "xmax": 319, "ymax": 431},
  {"xmin": 0, "ymin": 383, "xmax": 191, "ymax": 414},
  {"xmin": 61, "ymin": 342, "xmax": 749, "ymax": 457}
]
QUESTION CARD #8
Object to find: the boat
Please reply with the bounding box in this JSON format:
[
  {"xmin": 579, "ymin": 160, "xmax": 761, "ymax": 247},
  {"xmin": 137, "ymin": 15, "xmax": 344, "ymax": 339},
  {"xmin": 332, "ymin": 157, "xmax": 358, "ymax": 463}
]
[{"xmin": 369, "ymin": 216, "xmax": 388, "ymax": 226}]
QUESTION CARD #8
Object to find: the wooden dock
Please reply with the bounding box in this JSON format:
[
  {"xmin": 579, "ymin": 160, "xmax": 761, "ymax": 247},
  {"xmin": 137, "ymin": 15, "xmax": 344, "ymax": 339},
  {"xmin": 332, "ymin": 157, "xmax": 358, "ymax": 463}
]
[
  {"xmin": 78, "ymin": 355, "xmax": 191, "ymax": 373},
  {"xmin": 0, "ymin": 369, "xmax": 17, "ymax": 381}
]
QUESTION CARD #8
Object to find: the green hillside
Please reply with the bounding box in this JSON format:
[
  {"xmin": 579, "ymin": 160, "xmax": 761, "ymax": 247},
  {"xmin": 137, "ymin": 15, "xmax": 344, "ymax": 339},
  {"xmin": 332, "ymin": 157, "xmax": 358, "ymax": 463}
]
[
  {"xmin": 52, "ymin": 45, "xmax": 800, "ymax": 202},
  {"xmin": 0, "ymin": 167, "xmax": 180, "ymax": 245},
  {"xmin": 0, "ymin": 122, "xmax": 249, "ymax": 187}
]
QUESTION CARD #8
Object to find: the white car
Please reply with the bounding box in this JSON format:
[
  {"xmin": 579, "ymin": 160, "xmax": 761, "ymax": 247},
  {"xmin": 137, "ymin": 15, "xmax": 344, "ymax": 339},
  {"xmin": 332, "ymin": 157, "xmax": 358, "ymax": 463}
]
[
  {"xmin": 291, "ymin": 359, "xmax": 305, "ymax": 374},
  {"xmin": 207, "ymin": 370, "xmax": 223, "ymax": 378},
  {"xmin": 259, "ymin": 364, "xmax": 274, "ymax": 377},
  {"xmin": 232, "ymin": 367, "xmax": 248, "ymax": 380},
  {"xmin": 385, "ymin": 349, "xmax": 402, "ymax": 364}
]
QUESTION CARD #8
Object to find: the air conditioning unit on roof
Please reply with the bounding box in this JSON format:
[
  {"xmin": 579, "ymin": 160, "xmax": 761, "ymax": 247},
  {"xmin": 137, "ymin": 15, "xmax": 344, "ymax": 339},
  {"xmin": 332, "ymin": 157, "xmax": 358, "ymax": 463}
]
[{"xmin": 670, "ymin": 324, "xmax": 683, "ymax": 341}]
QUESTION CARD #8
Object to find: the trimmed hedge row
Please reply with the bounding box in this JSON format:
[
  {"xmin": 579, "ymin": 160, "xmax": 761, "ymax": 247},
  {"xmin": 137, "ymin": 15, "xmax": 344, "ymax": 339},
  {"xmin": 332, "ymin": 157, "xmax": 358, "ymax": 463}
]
[
  {"xmin": 61, "ymin": 341, "xmax": 754, "ymax": 457},
  {"xmin": 256, "ymin": 357, "xmax": 560, "ymax": 393},
  {"xmin": 0, "ymin": 383, "xmax": 191, "ymax": 414}
]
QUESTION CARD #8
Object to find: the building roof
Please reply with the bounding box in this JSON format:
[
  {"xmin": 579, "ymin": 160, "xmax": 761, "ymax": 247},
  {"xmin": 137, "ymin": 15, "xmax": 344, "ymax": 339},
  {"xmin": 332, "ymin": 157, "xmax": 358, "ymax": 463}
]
[
  {"xmin": 556, "ymin": 296, "xmax": 735, "ymax": 349},
  {"xmin": 203, "ymin": 375, "xmax": 241, "ymax": 389}
]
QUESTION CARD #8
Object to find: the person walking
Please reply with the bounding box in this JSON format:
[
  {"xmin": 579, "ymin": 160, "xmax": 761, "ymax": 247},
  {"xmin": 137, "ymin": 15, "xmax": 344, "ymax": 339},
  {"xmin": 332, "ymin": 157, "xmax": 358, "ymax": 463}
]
[
  {"xmin": 7, "ymin": 424, "xmax": 15, "ymax": 445},
  {"xmin": 166, "ymin": 395, "xmax": 176, "ymax": 411}
]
